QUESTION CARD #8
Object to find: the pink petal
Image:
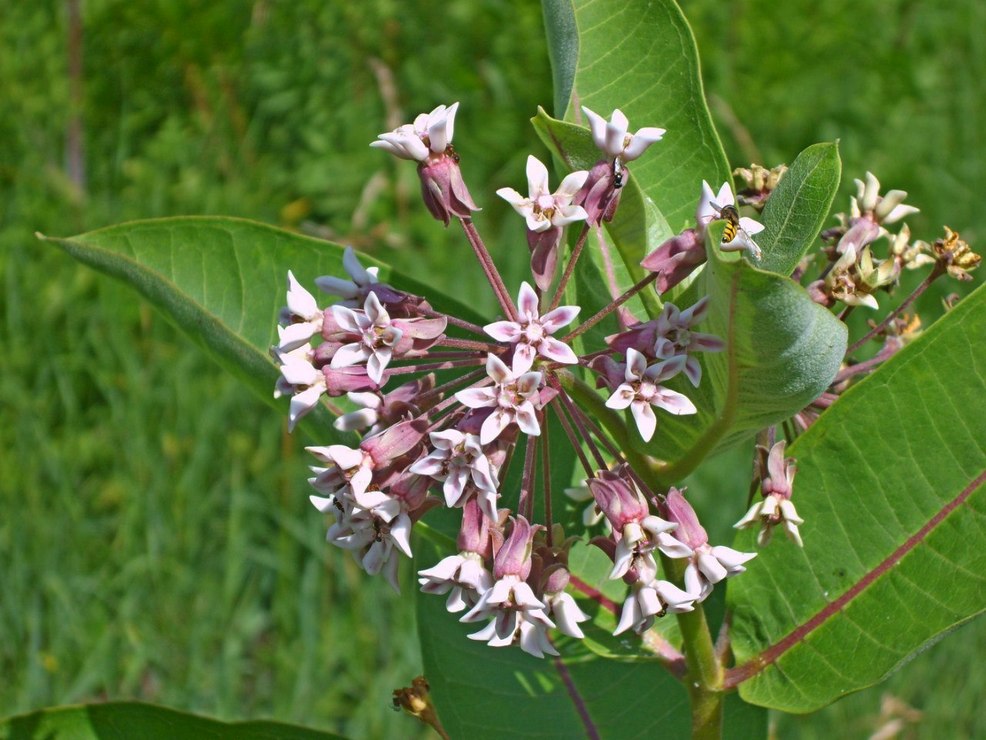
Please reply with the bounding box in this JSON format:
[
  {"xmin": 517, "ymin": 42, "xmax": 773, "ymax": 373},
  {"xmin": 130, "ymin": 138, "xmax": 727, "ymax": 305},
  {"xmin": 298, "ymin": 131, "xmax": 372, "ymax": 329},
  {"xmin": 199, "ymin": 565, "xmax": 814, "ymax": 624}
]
[
  {"xmin": 540, "ymin": 305, "xmax": 580, "ymax": 333},
  {"xmin": 484, "ymin": 320, "xmax": 522, "ymax": 343},
  {"xmin": 511, "ymin": 344, "xmax": 536, "ymax": 375},
  {"xmin": 455, "ymin": 387, "xmax": 496, "ymax": 409},
  {"xmin": 516, "ymin": 282, "xmax": 540, "ymax": 320},
  {"xmin": 538, "ymin": 337, "xmax": 578, "ymax": 365},
  {"xmin": 683, "ymin": 356, "xmax": 702, "ymax": 387},
  {"xmin": 330, "ymin": 343, "xmax": 369, "ymax": 369},
  {"xmin": 486, "ymin": 354, "xmax": 512, "ymax": 384},
  {"xmin": 480, "ymin": 410, "xmax": 511, "ymax": 445},
  {"xmin": 605, "ymin": 385, "xmax": 635, "ymax": 410},
  {"xmin": 514, "ymin": 404, "xmax": 541, "ymax": 437},
  {"xmin": 652, "ymin": 389, "xmax": 697, "ymax": 416}
]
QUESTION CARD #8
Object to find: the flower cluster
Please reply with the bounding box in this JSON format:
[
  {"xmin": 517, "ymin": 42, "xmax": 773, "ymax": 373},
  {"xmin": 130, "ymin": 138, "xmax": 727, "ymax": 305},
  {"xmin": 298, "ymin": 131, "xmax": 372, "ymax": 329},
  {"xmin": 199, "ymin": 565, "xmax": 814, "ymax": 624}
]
[{"xmin": 274, "ymin": 102, "xmax": 776, "ymax": 658}]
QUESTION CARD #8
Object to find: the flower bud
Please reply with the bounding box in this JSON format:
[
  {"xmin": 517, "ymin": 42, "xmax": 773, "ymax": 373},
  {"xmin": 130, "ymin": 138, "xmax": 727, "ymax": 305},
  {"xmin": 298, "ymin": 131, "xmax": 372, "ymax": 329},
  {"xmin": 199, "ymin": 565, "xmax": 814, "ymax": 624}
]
[
  {"xmin": 660, "ymin": 488, "xmax": 708, "ymax": 550},
  {"xmin": 587, "ymin": 466, "xmax": 649, "ymax": 531}
]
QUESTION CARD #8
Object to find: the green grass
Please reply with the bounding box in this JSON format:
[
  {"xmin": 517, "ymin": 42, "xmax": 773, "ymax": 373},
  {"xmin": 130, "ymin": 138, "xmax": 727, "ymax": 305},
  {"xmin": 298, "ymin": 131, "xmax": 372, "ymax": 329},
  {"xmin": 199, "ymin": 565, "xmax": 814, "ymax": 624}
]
[{"xmin": 0, "ymin": 0, "xmax": 982, "ymax": 737}]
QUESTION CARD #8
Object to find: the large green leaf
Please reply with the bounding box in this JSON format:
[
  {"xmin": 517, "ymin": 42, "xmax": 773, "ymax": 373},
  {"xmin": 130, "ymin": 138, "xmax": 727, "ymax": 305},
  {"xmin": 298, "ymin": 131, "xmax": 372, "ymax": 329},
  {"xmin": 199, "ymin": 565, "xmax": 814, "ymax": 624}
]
[
  {"xmin": 40, "ymin": 217, "xmax": 485, "ymax": 439},
  {"xmin": 0, "ymin": 702, "xmax": 343, "ymax": 739},
  {"xmin": 757, "ymin": 142, "xmax": 842, "ymax": 275},
  {"xmin": 726, "ymin": 283, "xmax": 986, "ymax": 712},
  {"xmin": 542, "ymin": 0, "xmax": 731, "ymax": 233}
]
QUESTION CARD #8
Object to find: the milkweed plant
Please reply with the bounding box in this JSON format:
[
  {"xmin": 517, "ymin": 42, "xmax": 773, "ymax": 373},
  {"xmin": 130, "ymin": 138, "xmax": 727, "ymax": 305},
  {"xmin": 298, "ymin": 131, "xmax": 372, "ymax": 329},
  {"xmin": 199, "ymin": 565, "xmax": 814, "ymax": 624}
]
[{"xmin": 36, "ymin": 1, "xmax": 984, "ymax": 738}]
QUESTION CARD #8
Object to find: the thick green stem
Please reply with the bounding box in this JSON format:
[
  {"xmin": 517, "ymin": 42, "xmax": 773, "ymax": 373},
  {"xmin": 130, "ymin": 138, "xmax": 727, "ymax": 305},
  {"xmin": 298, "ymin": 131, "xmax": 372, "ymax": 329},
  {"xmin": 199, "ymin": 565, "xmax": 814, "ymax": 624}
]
[{"xmin": 665, "ymin": 558, "xmax": 724, "ymax": 739}]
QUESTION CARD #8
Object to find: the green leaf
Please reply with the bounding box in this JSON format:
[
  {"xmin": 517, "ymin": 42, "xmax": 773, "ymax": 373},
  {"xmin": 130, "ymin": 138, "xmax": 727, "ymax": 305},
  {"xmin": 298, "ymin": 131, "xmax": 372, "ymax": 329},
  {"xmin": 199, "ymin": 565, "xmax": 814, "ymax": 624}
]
[
  {"xmin": 757, "ymin": 142, "xmax": 842, "ymax": 275},
  {"xmin": 0, "ymin": 702, "xmax": 344, "ymax": 739},
  {"xmin": 40, "ymin": 217, "xmax": 485, "ymax": 439},
  {"xmin": 726, "ymin": 283, "xmax": 986, "ymax": 712},
  {"xmin": 541, "ymin": 0, "xmax": 731, "ymax": 233}
]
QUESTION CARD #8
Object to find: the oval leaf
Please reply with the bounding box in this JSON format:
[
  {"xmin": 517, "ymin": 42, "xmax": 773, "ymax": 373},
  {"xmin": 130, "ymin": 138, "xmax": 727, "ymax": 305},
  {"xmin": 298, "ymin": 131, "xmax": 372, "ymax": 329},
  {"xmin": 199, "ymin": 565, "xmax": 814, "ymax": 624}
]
[
  {"xmin": 0, "ymin": 702, "xmax": 343, "ymax": 739},
  {"xmin": 542, "ymin": 0, "xmax": 731, "ymax": 232},
  {"xmin": 757, "ymin": 142, "xmax": 842, "ymax": 275},
  {"xmin": 40, "ymin": 217, "xmax": 485, "ymax": 438},
  {"xmin": 726, "ymin": 283, "xmax": 986, "ymax": 712}
]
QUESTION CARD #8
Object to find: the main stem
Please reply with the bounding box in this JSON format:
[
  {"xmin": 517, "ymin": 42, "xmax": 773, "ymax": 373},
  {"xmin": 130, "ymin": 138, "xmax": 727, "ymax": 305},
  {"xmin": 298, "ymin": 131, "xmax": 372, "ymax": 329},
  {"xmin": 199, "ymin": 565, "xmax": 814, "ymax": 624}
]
[{"xmin": 665, "ymin": 559, "xmax": 724, "ymax": 739}]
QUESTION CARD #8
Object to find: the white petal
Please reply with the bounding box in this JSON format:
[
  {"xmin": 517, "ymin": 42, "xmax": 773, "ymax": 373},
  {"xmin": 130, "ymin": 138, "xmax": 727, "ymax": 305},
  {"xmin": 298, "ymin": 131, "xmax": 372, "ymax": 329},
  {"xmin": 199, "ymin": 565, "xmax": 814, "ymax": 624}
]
[
  {"xmin": 496, "ymin": 187, "xmax": 528, "ymax": 207},
  {"xmin": 556, "ymin": 170, "xmax": 589, "ymax": 198},
  {"xmin": 630, "ymin": 401, "xmax": 657, "ymax": 441},
  {"xmin": 525, "ymin": 156, "xmax": 550, "ymax": 198},
  {"xmin": 622, "ymin": 127, "xmax": 665, "ymax": 161},
  {"xmin": 581, "ymin": 106, "xmax": 608, "ymax": 151},
  {"xmin": 286, "ymin": 271, "xmax": 320, "ymax": 318},
  {"xmin": 739, "ymin": 217, "xmax": 765, "ymax": 235}
]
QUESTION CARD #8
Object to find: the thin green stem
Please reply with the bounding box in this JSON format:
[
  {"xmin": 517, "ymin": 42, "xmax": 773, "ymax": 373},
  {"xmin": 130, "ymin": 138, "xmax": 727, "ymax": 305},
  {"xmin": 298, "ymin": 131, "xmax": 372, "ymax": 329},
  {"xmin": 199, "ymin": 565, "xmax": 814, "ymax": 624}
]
[{"xmin": 664, "ymin": 557, "xmax": 724, "ymax": 740}]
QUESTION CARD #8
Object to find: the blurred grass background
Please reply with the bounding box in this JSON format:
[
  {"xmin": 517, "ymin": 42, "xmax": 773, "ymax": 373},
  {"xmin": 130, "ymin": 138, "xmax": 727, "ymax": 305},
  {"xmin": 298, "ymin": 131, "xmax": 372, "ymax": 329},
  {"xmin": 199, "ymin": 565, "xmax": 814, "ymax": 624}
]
[{"xmin": 0, "ymin": 0, "xmax": 982, "ymax": 737}]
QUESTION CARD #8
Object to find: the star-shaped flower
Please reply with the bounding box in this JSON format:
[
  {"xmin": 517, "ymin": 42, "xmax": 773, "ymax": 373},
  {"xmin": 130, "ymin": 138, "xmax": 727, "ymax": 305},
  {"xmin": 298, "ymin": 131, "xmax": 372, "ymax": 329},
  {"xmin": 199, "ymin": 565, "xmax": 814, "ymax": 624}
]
[
  {"xmin": 329, "ymin": 292, "xmax": 403, "ymax": 384},
  {"xmin": 455, "ymin": 354, "xmax": 543, "ymax": 444},
  {"xmin": 484, "ymin": 282, "xmax": 579, "ymax": 373},
  {"xmin": 605, "ymin": 349, "xmax": 697, "ymax": 442},
  {"xmin": 497, "ymin": 156, "xmax": 588, "ymax": 233},
  {"xmin": 409, "ymin": 430, "xmax": 500, "ymax": 508}
]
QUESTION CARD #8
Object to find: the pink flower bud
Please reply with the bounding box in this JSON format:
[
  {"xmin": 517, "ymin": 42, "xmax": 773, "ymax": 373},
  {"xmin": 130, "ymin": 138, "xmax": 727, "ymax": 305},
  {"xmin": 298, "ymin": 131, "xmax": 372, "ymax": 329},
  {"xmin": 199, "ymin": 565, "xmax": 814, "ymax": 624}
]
[
  {"xmin": 418, "ymin": 154, "xmax": 480, "ymax": 226},
  {"xmin": 321, "ymin": 366, "xmax": 381, "ymax": 396},
  {"xmin": 458, "ymin": 498, "xmax": 494, "ymax": 558},
  {"xmin": 640, "ymin": 229, "xmax": 707, "ymax": 294},
  {"xmin": 660, "ymin": 488, "xmax": 708, "ymax": 549},
  {"xmin": 493, "ymin": 516, "xmax": 541, "ymax": 581},
  {"xmin": 361, "ymin": 418, "xmax": 429, "ymax": 466},
  {"xmin": 573, "ymin": 159, "xmax": 623, "ymax": 226},
  {"xmin": 587, "ymin": 467, "xmax": 649, "ymax": 531}
]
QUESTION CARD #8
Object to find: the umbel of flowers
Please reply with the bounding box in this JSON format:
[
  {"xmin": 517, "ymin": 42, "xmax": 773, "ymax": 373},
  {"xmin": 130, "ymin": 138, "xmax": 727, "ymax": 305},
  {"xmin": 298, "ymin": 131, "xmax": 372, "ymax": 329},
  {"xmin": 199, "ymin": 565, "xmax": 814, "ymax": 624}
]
[{"xmin": 272, "ymin": 101, "xmax": 975, "ymax": 658}]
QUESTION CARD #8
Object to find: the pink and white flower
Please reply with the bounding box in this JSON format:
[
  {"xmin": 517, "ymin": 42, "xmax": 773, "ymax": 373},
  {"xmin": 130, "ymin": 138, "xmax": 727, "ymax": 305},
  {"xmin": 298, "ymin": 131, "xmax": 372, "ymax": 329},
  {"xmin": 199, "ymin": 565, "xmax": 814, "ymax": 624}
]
[
  {"xmin": 484, "ymin": 282, "xmax": 579, "ymax": 373},
  {"xmin": 409, "ymin": 429, "xmax": 500, "ymax": 508},
  {"xmin": 605, "ymin": 350, "xmax": 697, "ymax": 442},
  {"xmin": 497, "ymin": 156, "xmax": 588, "ymax": 233},
  {"xmin": 455, "ymin": 354, "xmax": 543, "ymax": 444},
  {"xmin": 329, "ymin": 292, "xmax": 403, "ymax": 384},
  {"xmin": 614, "ymin": 579, "xmax": 696, "ymax": 636},
  {"xmin": 370, "ymin": 103, "xmax": 459, "ymax": 163}
]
